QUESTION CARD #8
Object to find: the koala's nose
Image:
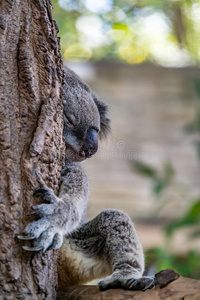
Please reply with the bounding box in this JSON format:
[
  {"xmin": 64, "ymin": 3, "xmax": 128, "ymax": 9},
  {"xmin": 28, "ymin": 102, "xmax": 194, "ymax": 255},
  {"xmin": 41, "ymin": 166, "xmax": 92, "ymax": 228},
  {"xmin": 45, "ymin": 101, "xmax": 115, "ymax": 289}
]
[{"xmin": 81, "ymin": 128, "xmax": 98, "ymax": 159}]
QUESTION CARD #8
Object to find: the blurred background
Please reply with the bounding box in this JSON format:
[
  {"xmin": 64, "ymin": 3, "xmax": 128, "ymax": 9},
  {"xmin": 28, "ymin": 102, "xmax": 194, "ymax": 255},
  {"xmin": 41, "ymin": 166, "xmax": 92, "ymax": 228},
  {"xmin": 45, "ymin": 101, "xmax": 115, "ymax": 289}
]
[{"xmin": 52, "ymin": 0, "xmax": 200, "ymax": 279}]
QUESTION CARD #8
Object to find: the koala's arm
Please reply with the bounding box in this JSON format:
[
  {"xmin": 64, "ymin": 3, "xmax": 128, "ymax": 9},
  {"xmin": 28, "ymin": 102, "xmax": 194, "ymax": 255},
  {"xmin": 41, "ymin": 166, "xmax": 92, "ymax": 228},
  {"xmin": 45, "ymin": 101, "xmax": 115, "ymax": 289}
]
[{"xmin": 18, "ymin": 163, "xmax": 89, "ymax": 251}]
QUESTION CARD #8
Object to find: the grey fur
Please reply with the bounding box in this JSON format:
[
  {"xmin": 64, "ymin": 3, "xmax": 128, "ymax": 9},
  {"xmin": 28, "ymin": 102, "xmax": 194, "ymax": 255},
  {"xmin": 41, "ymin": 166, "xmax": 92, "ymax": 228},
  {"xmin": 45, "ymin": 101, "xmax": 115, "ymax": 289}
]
[{"xmin": 18, "ymin": 67, "xmax": 156, "ymax": 291}]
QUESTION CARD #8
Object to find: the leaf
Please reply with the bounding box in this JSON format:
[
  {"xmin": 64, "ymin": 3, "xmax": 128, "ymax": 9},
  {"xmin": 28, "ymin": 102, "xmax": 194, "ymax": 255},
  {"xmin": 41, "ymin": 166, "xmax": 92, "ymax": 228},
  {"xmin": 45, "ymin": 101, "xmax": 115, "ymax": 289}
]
[
  {"xmin": 153, "ymin": 180, "xmax": 166, "ymax": 195},
  {"xmin": 187, "ymin": 199, "xmax": 200, "ymax": 217},
  {"xmin": 146, "ymin": 248, "xmax": 200, "ymax": 279},
  {"xmin": 166, "ymin": 216, "xmax": 197, "ymax": 237},
  {"xmin": 131, "ymin": 161, "xmax": 157, "ymax": 178},
  {"xmin": 166, "ymin": 199, "xmax": 200, "ymax": 236},
  {"xmin": 112, "ymin": 23, "xmax": 129, "ymax": 32}
]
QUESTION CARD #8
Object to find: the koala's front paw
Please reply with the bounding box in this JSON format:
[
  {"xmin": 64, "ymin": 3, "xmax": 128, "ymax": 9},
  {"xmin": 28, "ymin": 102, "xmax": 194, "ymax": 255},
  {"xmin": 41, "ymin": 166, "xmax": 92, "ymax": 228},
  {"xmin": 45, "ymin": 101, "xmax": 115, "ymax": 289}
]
[
  {"xmin": 123, "ymin": 276, "xmax": 158, "ymax": 291},
  {"xmin": 17, "ymin": 188, "xmax": 65, "ymax": 251},
  {"xmin": 21, "ymin": 224, "xmax": 64, "ymax": 252},
  {"xmin": 99, "ymin": 275, "xmax": 157, "ymax": 291}
]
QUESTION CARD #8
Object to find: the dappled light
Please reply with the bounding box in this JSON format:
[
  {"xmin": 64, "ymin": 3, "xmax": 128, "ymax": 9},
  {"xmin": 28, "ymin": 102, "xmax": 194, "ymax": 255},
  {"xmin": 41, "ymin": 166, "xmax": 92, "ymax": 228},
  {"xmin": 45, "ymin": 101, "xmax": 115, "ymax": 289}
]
[{"xmin": 53, "ymin": 0, "xmax": 200, "ymax": 66}]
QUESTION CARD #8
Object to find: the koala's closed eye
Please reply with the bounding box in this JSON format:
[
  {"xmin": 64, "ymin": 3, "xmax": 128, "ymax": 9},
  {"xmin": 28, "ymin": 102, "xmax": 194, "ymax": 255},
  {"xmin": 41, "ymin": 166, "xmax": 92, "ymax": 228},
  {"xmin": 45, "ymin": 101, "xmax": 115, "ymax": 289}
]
[
  {"xmin": 63, "ymin": 113, "xmax": 76, "ymax": 128},
  {"xmin": 91, "ymin": 126, "xmax": 100, "ymax": 134}
]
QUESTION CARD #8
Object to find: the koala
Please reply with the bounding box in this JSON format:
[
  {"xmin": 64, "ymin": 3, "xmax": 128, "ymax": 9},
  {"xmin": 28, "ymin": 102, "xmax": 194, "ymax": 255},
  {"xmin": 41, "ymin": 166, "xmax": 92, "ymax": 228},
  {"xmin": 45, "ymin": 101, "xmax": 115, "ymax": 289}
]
[{"xmin": 18, "ymin": 68, "xmax": 157, "ymax": 291}]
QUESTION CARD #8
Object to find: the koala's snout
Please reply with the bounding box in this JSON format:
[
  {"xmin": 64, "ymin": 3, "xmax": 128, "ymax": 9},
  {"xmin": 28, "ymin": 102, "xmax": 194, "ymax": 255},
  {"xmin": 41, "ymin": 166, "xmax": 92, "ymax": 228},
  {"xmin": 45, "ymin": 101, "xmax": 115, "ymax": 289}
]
[{"xmin": 79, "ymin": 128, "xmax": 98, "ymax": 159}]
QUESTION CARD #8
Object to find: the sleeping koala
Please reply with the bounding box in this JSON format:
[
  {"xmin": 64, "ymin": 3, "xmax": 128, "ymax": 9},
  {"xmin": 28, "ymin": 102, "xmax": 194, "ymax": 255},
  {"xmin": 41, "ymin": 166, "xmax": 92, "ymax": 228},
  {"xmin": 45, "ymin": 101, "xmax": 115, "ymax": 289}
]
[{"xmin": 18, "ymin": 68, "xmax": 157, "ymax": 291}]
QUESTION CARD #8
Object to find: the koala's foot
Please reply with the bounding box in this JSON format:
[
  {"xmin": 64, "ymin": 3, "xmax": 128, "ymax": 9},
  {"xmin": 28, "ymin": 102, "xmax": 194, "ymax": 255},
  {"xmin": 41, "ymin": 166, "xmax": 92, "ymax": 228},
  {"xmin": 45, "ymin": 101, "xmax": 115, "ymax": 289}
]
[
  {"xmin": 98, "ymin": 275, "xmax": 157, "ymax": 291},
  {"xmin": 17, "ymin": 187, "xmax": 66, "ymax": 251}
]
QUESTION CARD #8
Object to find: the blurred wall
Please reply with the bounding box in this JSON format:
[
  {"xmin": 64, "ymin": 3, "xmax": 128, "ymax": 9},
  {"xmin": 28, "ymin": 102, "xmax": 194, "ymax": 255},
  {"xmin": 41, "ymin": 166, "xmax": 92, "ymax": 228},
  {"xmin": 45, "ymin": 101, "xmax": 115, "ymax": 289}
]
[{"xmin": 67, "ymin": 62, "xmax": 200, "ymax": 223}]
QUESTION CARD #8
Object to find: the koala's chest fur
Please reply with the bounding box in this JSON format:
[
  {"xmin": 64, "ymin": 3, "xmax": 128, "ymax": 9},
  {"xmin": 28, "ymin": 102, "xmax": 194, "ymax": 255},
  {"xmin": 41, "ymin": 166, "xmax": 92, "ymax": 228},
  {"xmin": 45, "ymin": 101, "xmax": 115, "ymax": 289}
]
[{"xmin": 57, "ymin": 238, "xmax": 111, "ymax": 287}]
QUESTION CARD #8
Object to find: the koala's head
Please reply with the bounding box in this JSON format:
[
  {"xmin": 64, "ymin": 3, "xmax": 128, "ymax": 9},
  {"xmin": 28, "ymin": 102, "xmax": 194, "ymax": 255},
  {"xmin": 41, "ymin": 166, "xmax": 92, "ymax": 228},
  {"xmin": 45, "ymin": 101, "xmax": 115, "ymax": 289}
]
[{"xmin": 62, "ymin": 68, "xmax": 110, "ymax": 162}]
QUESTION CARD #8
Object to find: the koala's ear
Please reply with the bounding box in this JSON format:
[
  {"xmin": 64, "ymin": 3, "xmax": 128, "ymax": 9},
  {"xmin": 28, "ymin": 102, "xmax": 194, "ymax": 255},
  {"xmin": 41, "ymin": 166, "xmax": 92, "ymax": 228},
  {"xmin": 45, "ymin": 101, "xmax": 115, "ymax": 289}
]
[{"xmin": 92, "ymin": 93, "xmax": 111, "ymax": 139}]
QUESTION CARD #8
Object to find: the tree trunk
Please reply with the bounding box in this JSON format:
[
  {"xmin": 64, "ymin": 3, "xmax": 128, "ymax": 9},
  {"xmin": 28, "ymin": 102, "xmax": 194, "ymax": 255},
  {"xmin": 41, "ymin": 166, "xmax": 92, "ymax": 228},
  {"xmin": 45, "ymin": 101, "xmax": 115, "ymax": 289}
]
[{"xmin": 0, "ymin": 0, "xmax": 65, "ymax": 299}]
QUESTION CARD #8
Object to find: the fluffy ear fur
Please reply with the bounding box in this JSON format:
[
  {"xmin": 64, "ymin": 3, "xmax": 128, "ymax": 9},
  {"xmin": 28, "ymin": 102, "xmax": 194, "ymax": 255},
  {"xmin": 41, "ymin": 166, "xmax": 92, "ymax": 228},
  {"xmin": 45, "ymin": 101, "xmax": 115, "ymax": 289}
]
[{"xmin": 92, "ymin": 93, "xmax": 111, "ymax": 139}]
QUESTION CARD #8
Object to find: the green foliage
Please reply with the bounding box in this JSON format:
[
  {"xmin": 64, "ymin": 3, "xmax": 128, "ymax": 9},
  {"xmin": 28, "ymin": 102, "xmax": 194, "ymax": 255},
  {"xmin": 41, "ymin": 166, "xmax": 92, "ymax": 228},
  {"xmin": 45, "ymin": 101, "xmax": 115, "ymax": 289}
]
[
  {"xmin": 146, "ymin": 247, "xmax": 175, "ymax": 271},
  {"xmin": 132, "ymin": 161, "xmax": 156, "ymax": 178},
  {"xmin": 166, "ymin": 199, "xmax": 200, "ymax": 237},
  {"xmin": 133, "ymin": 153, "xmax": 200, "ymax": 278},
  {"xmin": 146, "ymin": 248, "xmax": 200, "ymax": 279},
  {"xmin": 132, "ymin": 161, "xmax": 174, "ymax": 195},
  {"xmin": 52, "ymin": 0, "xmax": 200, "ymax": 65}
]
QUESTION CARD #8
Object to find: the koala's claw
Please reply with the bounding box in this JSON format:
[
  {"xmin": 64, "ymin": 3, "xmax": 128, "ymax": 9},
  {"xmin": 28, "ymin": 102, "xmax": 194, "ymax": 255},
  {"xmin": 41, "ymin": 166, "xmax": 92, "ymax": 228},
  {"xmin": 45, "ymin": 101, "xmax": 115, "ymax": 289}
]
[
  {"xmin": 142, "ymin": 277, "xmax": 158, "ymax": 291},
  {"xmin": 20, "ymin": 233, "xmax": 63, "ymax": 252},
  {"xmin": 17, "ymin": 234, "xmax": 35, "ymax": 240},
  {"xmin": 22, "ymin": 246, "xmax": 43, "ymax": 252},
  {"xmin": 124, "ymin": 276, "xmax": 157, "ymax": 291},
  {"xmin": 31, "ymin": 230, "xmax": 64, "ymax": 252},
  {"xmin": 99, "ymin": 276, "xmax": 157, "ymax": 291},
  {"xmin": 47, "ymin": 232, "xmax": 64, "ymax": 250}
]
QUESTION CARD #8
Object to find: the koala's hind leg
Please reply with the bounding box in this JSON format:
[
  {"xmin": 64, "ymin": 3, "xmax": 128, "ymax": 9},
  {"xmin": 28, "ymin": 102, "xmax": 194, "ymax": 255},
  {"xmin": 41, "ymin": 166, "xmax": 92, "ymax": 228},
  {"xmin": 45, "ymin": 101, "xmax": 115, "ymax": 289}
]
[
  {"xmin": 95, "ymin": 209, "xmax": 157, "ymax": 291},
  {"xmin": 60, "ymin": 209, "xmax": 157, "ymax": 291},
  {"xmin": 57, "ymin": 227, "xmax": 112, "ymax": 287}
]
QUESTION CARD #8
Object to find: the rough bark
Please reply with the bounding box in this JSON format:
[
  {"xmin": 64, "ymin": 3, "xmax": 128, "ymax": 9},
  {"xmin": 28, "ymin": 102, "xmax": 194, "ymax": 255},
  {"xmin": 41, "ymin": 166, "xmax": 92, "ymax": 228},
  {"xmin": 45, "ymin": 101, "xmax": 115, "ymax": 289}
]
[{"xmin": 0, "ymin": 0, "xmax": 65, "ymax": 299}]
